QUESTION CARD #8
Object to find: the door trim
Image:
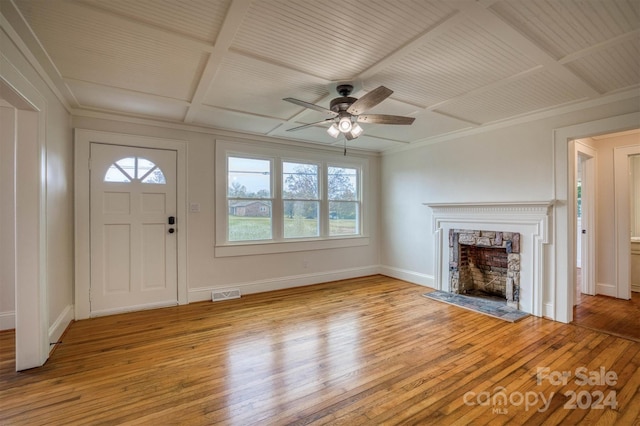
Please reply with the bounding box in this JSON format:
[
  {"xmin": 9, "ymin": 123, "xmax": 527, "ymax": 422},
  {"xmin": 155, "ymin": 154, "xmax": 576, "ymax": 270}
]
[
  {"xmin": 1, "ymin": 69, "xmax": 49, "ymax": 370},
  {"xmin": 575, "ymin": 141, "xmax": 596, "ymax": 297},
  {"xmin": 75, "ymin": 129, "xmax": 188, "ymax": 319},
  {"xmin": 614, "ymin": 144, "xmax": 640, "ymax": 300},
  {"xmin": 554, "ymin": 111, "xmax": 640, "ymax": 323}
]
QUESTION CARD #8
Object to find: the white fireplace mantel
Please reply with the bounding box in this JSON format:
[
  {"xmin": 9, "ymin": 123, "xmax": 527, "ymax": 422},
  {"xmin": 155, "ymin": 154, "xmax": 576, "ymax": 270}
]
[{"xmin": 424, "ymin": 201, "xmax": 554, "ymax": 317}]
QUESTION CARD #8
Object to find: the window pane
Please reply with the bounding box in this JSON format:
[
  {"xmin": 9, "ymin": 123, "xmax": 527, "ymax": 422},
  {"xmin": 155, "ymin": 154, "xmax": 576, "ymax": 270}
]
[
  {"xmin": 283, "ymin": 162, "xmax": 318, "ymax": 200},
  {"xmin": 228, "ymin": 157, "xmax": 271, "ymax": 198},
  {"xmin": 228, "ymin": 201, "xmax": 272, "ymax": 241},
  {"xmin": 115, "ymin": 157, "xmax": 136, "ymax": 180},
  {"xmin": 141, "ymin": 168, "xmax": 166, "ymax": 184},
  {"xmin": 104, "ymin": 165, "xmax": 131, "ymax": 182},
  {"xmin": 329, "ymin": 201, "xmax": 358, "ymax": 235},
  {"xmin": 136, "ymin": 158, "xmax": 155, "ymax": 179},
  {"xmin": 284, "ymin": 201, "xmax": 319, "ymax": 238},
  {"xmin": 328, "ymin": 166, "xmax": 358, "ymax": 200}
]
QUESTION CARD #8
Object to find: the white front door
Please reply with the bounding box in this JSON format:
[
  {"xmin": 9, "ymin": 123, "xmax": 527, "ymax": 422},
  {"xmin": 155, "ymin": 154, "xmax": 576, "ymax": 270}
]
[{"xmin": 90, "ymin": 143, "xmax": 178, "ymax": 315}]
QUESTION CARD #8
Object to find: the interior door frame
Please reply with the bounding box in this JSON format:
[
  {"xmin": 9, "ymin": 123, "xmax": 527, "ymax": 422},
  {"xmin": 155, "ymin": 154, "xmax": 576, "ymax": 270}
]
[
  {"xmin": 575, "ymin": 141, "xmax": 596, "ymax": 297},
  {"xmin": 614, "ymin": 144, "xmax": 640, "ymax": 300},
  {"xmin": 1, "ymin": 70, "xmax": 49, "ymax": 370},
  {"xmin": 554, "ymin": 111, "xmax": 640, "ymax": 323},
  {"xmin": 75, "ymin": 129, "xmax": 188, "ymax": 319}
]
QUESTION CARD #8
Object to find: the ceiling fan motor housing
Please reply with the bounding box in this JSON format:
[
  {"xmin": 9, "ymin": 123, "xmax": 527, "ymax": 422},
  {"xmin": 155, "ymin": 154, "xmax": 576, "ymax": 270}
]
[{"xmin": 330, "ymin": 96, "xmax": 357, "ymax": 113}]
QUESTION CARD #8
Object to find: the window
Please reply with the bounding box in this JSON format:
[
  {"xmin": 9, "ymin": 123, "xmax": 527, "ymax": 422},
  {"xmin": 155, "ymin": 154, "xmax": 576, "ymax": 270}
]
[
  {"xmin": 328, "ymin": 166, "xmax": 359, "ymax": 236},
  {"xmin": 104, "ymin": 157, "xmax": 166, "ymax": 184},
  {"xmin": 216, "ymin": 140, "xmax": 368, "ymax": 256},
  {"xmin": 283, "ymin": 161, "xmax": 319, "ymax": 238},
  {"xmin": 227, "ymin": 157, "xmax": 272, "ymax": 241}
]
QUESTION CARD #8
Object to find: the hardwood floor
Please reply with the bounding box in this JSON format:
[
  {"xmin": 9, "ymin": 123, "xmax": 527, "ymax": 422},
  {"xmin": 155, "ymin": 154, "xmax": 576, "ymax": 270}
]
[
  {"xmin": 1, "ymin": 275, "xmax": 639, "ymax": 425},
  {"xmin": 574, "ymin": 292, "xmax": 640, "ymax": 342}
]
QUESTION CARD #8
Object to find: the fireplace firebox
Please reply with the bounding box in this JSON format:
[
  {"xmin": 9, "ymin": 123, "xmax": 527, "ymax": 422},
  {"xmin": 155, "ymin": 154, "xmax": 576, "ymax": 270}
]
[{"xmin": 449, "ymin": 229, "xmax": 520, "ymax": 308}]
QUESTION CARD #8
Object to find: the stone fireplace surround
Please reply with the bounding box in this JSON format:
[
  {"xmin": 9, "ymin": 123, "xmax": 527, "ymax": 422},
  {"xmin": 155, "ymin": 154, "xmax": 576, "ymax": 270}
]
[
  {"xmin": 449, "ymin": 229, "xmax": 520, "ymax": 308},
  {"xmin": 425, "ymin": 202, "xmax": 552, "ymax": 316}
]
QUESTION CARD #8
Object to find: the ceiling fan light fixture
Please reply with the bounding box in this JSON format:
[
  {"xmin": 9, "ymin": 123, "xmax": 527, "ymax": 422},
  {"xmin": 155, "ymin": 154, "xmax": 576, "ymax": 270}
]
[
  {"xmin": 327, "ymin": 123, "xmax": 340, "ymax": 138},
  {"xmin": 338, "ymin": 116, "xmax": 352, "ymax": 133},
  {"xmin": 350, "ymin": 123, "xmax": 363, "ymax": 138}
]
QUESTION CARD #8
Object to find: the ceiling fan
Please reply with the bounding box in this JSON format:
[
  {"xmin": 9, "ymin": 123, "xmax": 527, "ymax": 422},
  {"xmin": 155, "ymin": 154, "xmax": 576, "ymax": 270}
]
[{"xmin": 283, "ymin": 84, "xmax": 415, "ymax": 140}]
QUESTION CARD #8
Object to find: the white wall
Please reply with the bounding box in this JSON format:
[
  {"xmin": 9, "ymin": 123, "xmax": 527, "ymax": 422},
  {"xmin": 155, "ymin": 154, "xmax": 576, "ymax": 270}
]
[
  {"xmin": 380, "ymin": 96, "xmax": 640, "ymax": 319},
  {"xmin": 72, "ymin": 116, "xmax": 381, "ymax": 300}
]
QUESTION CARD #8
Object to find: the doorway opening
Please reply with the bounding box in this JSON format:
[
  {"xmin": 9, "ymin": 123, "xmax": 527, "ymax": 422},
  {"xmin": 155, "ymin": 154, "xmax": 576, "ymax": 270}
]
[
  {"xmin": 574, "ymin": 142, "xmax": 596, "ymax": 307},
  {"xmin": 572, "ymin": 129, "xmax": 640, "ymax": 341}
]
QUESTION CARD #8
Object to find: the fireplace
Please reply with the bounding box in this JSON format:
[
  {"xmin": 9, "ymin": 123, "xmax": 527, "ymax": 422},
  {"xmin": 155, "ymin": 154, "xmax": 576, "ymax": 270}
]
[
  {"xmin": 449, "ymin": 229, "xmax": 520, "ymax": 308},
  {"xmin": 425, "ymin": 201, "xmax": 552, "ymax": 316}
]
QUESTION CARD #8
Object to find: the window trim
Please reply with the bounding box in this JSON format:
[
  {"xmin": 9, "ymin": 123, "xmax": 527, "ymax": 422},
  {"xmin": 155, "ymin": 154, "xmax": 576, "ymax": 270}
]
[{"xmin": 215, "ymin": 140, "xmax": 369, "ymax": 257}]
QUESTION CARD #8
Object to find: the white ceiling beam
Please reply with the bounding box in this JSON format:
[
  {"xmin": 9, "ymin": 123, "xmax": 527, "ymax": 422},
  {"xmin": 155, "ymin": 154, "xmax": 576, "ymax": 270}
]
[
  {"xmin": 184, "ymin": 0, "xmax": 252, "ymax": 123},
  {"xmin": 559, "ymin": 29, "xmax": 640, "ymax": 65}
]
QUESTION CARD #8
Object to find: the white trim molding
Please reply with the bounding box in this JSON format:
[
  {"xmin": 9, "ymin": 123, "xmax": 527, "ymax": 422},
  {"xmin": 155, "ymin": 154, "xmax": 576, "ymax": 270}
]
[
  {"xmin": 424, "ymin": 201, "xmax": 553, "ymax": 317},
  {"xmin": 188, "ymin": 266, "xmax": 380, "ymax": 303},
  {"xmin": 48, "ymin": 304, "xmax": 73, "ymax": 349},
  {"xmin": 554, "ymin": 112, "xmax": 640, "ymax": 323},
  {"xmin": 0, "ymin": 311, "xmax": 15, "ymax": 331},
  {"xmin": 614, "ymin": 143, "xmax": 640, "ymax": 300},
  {"xmin": 378, "ymin": 266, "xmax": 435, "ymax": 287}
]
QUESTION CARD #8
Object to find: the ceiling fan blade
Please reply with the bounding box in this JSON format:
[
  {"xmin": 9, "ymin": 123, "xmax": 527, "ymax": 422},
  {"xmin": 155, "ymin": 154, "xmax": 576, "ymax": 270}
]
[
  {"xmin": 346, "ymin": 86, "xmax": 393, "ymax": 115},
  {"xmin": 283, "ymin": 97, "xmax": 336, "ymax": 115},
  {"xmin": 357, "ymin": 114, "xmax": 415, "ymax": 125},
  {"xmin": 286, "ymin": 119, "xmax": 335, "ymax": 132}
]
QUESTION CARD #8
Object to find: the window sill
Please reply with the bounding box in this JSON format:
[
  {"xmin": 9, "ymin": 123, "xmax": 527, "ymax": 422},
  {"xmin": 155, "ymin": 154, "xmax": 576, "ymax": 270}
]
[{"xmin": 215, "ymin": 236, "xmax": 370, "ymax": 257}]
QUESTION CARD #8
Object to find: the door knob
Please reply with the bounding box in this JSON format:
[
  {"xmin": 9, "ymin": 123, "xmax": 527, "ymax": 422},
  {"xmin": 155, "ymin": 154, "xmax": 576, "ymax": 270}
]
[{"xmin": 168, "ymin": 228, "xmax": 175, "ymax": 234}]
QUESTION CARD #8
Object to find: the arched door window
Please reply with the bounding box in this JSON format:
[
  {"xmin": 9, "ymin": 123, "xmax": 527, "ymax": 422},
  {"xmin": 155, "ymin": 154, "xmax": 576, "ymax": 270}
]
[{"xmin": 104, "ymin": 157, "xmax": 166, "ymax": 184}]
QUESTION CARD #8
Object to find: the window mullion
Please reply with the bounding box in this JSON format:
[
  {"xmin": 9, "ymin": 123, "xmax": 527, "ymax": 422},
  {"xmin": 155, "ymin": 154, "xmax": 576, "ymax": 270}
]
[
  {"xmin": 272, "ymin": 159, "xmax": 283, "ymax": 241},
  {"xmin": 320, "ymin": 162, "xmax": 329, "ymax": 237}
]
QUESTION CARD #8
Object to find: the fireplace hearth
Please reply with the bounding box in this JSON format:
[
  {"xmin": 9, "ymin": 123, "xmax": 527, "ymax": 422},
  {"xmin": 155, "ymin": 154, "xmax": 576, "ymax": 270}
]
[{"xmin": 449, "ymin": 229, "xmax": 520, "ymax": 308}]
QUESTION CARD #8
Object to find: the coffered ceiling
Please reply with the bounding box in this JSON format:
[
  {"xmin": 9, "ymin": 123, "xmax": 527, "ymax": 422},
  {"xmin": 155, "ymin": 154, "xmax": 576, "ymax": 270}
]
[{"xmin": 3, "ymin": 0, "xmax": 639, "ymax": 151}]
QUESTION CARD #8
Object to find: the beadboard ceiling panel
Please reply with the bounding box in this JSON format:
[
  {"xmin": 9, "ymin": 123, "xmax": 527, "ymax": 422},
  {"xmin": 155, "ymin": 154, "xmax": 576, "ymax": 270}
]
[
  {"xmin": 365, "ymin": 18, "xmax": 540, "ymax": 107},
  {"xmin": 491, "ymin": 0, "xmax": 640, "ymax": 58},
  {"xmin": 5, "ymin": 0, "xmax": 639, "ymax": 152},
  {"xmin": 204, "ymin": 52, "xmax": 331, "ymax": 119},
  {"xmin": 15, "ymin": 0, "xmax": 207, "ymax": 101},
  {"xmin": 230, "ymin": 0, "xmax": 456, "ymax": 81},
  {"xmin": 67, "ymin": 79, "xmax": 189, "ymax": 120},
  {"xmin": 435, "ymin": 70, "xmax": 585, "ymax": 124},
  {"xmin": 192, "ymin": 107, "xmax": 284, "ymax": 134},
  {"xmin": 565, "ymin": 38, "xmax": 640, "ymax": 94},
  {"xmin": 76, "ymin": 0, "xmax": 231, "ymax": 44}
]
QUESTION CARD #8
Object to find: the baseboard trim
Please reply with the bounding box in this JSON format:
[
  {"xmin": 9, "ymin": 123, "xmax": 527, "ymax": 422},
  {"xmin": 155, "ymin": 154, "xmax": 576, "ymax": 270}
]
[
  {"xmin": 188, "ymin": 266, "xmax": 380, "ymax": 303},
  {"xmin": 596, "ymin": 283, "xmax": 617, "ymax": 298},
  {"xmin": 378, "ymin": 266, "xmax": 435, "ymax": 288},
  {"xmin": 543, "ymin": 303, "xmax": 554, "ymax": 320},
  {"xmin": 632, "ymin": 284, "xmax": 640, "ymax": 293},
  {"xmin": 0, "ymin": 311, "xmax": 15, "ymax": 331},
  {"xmin": 49, "ymin": 304, "xmax": 74, "ymax": 347}
]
